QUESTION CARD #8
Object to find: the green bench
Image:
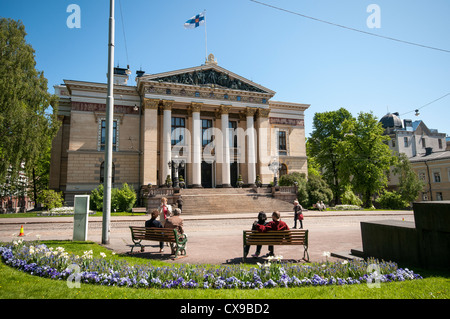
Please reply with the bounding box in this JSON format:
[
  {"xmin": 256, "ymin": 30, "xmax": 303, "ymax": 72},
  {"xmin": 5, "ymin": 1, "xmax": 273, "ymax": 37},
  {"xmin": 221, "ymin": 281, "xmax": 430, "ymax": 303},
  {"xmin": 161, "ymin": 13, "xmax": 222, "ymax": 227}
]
[
  {"xmin": 243, "ymin": 229, "xmax": 309, "ymax": 262},
  {"xmin": 129, "ymin": 226, "xmax": 187, "ymax": 258}
]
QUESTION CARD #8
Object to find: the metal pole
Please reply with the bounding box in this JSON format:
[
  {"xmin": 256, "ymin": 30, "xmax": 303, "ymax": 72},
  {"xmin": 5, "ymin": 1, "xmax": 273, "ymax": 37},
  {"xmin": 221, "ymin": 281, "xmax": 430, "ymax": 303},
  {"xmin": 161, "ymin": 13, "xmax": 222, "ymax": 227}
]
[{"xmin": 102, "ymin": 0, "xmax": 115, "ymax": 245}]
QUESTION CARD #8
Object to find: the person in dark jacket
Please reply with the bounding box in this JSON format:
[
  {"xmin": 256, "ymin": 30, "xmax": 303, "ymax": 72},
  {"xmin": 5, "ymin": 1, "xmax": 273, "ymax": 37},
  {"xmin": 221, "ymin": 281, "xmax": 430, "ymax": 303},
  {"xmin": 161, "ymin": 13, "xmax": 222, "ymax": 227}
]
[
  {"xmin": 145, "ymin": 209, "xmax": 164, "ymax": 252},
  {"xmin": 254, "ymin": 211, "xmax": 289, "ymax": 257},
  {"xmin": 244, "ymin": 211, "xmax": 268, "ymax": 258}
]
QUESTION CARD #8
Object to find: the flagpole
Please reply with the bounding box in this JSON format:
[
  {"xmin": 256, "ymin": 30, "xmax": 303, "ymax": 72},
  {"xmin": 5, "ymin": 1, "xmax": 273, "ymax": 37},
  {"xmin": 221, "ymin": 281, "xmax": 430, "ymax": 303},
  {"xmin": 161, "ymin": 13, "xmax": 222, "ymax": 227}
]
[
  {"xmin": 102, "ymin": 0, "xmax": 115, "ymax": 245},
  {"xmin": 204, "ymin": 10, "xmax": 207, "ymax": 62}
]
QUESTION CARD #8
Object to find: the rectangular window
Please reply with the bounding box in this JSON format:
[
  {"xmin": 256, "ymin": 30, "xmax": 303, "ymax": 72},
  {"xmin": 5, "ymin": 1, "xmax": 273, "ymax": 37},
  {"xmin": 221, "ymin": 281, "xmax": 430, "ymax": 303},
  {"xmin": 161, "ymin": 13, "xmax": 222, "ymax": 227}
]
[
  {"xmin": 404, "ymin": 137, "xmax": 409, "ymax": 147},
  {"xmin": 433, "ymin": 171, "xmax": 441, "ymax": 183},
  {"xmin": 100, "ymin": 120, "xmax": 117, "ymax": 151},
  {"xmin": 422, "ymin": 192, "xmax": 428, "ymax": 201},
  {"xmin": 436, "ymin": 192, "xmax": 443, "ymax": 201},
  {"xmin": 422, "ymin": 138, "xmax": 426, "ymax": 148},
  {"xmin": 171, "ymin": 117, "xmax": 186, "ymax": 146},
  {"xmin": 278, "ymin": 131, "xmax": 287, "ymax": 155},
  {"xmin": 418, "ymin": 171, "xmax": 426, "ymax": 181},
  {"xmin": 438, "ymin": 139, "xmax": 443, "ymax": 149},
  {"xmin": 202, "ymin": 119, "xmax": 213, "ymax": 147}
]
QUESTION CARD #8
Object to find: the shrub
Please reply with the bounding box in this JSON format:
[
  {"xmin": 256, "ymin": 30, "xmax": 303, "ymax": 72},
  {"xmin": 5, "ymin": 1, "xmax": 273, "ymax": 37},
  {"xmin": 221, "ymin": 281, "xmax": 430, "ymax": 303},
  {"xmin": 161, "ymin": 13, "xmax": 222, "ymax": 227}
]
[
  {"xmin": 90, "ymin": 184, "xmax": 104, "ymax": 211},
  {"xmin": 340, "ymin": 185, "xmax": 363, "ymax": 207},
  {"xmin": 37, "ymin": 189, "xmax": 64, "ymax": 210},
  {"xmin": 279, "ymin": 172, "xmax": 308, "ymax": 207},
  {"xmin": 306, "ymin": 174, "xmax": 333, "ymax": 207},
  {"xmin": 376, "ymin": 191, "xmax": 408, "ymax": 210},
  {"xmin": 114, "ymin": 183, "xmax": 137, "ymax": 212},
  {"xmin": 90, "ymin": 183, "xmax": 136, "ymax": 212}
]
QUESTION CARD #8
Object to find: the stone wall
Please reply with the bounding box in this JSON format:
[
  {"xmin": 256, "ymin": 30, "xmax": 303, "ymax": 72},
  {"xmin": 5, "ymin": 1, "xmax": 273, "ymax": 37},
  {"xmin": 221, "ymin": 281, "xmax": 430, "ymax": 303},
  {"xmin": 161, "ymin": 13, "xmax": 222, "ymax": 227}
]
[{"xmin": 360, "ymin": 201, "xmax": 450, "ymax": 270}]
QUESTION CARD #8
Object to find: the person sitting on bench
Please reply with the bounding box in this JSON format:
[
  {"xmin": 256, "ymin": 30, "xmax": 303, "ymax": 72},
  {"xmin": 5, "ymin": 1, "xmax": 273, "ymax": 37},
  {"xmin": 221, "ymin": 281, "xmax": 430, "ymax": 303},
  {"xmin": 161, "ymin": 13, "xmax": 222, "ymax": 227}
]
[
  {"xmin": 145, "ymin": 209, "xmax": 164, "ymax": 253},
  {"xmin": 254, "ymin": 211, "xmax": 289, "ymax": 257}
]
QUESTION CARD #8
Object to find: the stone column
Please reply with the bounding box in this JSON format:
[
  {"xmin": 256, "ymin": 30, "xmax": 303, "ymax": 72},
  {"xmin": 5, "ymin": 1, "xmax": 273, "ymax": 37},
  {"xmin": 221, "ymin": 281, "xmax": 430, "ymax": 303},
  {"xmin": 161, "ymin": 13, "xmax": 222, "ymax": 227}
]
[
  {"xmin": 161, "ymin": 100, "xmax": 173, "ymax": 186},
  {"xmin": 189, "ymin": 102, "xmax": 202, "ymax": 188},
  {"xmin": 141, "ymin": 98, "xmax": 159, "ymax": 186},
  {"xmin": 220, "ymin": 105, "xmax": 231, "ymax": 187},
  {"xmin": 256, "ymin": 108, "xmax": 272, "ymax": 185},
  {"xmin": 246, "ymin": 107, "xmax": 257, "ymax": 186}
]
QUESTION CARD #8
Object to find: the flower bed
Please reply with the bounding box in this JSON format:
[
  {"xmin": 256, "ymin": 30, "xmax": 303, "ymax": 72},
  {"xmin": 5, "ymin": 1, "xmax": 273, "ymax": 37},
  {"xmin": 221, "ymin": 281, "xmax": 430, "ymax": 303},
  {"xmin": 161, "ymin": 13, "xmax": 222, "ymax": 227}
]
[
  {"xmin": 37, "ymin": 207, "xmax": 95, "ymax": 217},
  {"xmin": 0, "ymin": 240, "xmax": 422, "ymax": 289}
]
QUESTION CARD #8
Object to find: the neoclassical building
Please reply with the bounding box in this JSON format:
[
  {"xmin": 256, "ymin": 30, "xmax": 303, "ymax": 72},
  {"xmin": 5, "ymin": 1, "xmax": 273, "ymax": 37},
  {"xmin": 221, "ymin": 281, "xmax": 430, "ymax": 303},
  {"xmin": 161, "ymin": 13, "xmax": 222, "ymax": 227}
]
[{"xmin": 50, "ymin": 56, "xmax": 309, "ymax": 204}]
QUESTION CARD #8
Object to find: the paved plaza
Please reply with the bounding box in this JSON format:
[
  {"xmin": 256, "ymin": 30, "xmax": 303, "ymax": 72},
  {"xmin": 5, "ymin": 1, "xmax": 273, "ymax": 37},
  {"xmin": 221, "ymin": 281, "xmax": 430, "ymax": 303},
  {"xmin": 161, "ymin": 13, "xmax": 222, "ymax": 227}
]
[{"xmin": 0, "ymin": 210, "xmax": 414, "ymax": 265}]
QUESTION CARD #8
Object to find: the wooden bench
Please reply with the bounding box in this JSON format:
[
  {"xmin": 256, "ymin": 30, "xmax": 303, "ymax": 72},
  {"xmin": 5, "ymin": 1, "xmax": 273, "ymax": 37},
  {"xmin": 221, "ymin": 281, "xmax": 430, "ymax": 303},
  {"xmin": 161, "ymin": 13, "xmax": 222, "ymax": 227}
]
[
  {"xmin": 242, "ymin": 229, "xmax": 309, "ymax": 262},
  {"xmin": 129, "ymin": 226, "xmax": 188, "ymax": 258},
  {"xmin": 131, "ymin": 207, "xmax": 146, "ymax": 214}
]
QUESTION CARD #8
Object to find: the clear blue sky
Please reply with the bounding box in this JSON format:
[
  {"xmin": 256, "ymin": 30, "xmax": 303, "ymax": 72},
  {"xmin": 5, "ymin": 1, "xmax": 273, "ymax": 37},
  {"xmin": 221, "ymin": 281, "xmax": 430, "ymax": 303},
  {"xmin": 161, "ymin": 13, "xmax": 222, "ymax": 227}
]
[{"xmin": 1, "ymin": 0, "xmax": 449, "ymax": 138}]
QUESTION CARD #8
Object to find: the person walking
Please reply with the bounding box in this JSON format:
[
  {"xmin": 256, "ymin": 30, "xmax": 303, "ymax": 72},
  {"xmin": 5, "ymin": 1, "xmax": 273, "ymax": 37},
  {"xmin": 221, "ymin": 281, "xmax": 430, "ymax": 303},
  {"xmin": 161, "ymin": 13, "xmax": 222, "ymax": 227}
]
[
  {"xmin": 293, "ymin": 200, "xmax": 304, "ymax": 229},
  {"xmin": 176, "ymin": 196, "xmax": 183, "ymax": 212},
  {"xmin": 158, "ymin": 197, "xmax": 172, "ymax": 226}
]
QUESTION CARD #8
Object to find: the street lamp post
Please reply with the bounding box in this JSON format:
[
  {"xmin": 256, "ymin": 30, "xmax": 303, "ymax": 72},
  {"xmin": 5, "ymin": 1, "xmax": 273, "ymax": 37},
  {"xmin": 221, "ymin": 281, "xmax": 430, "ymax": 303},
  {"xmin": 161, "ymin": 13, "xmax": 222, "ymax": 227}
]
[
  {"xmin": 268, "ymin": 158, "xmax": 280, "ymax": 187},
  {"xmin": 102, "ymin": 0, "xmax": 115, "ymax": 245},
  {"xmin": 168, "ymin": 156, "xmax": 185, "ymax": 188}
]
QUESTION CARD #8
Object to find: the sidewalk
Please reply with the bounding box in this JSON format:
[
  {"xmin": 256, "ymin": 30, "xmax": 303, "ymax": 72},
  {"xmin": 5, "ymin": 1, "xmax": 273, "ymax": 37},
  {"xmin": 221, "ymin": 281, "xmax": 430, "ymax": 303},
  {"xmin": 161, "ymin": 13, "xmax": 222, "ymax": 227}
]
[{"xmin": 0, "ymin": 210, "xmax": 414, "ymax": 265}]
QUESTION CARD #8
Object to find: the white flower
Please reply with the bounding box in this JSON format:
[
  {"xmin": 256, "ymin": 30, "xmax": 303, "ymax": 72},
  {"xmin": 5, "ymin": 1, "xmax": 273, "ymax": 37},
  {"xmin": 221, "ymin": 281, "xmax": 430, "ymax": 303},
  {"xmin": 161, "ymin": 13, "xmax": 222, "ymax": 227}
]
[
  {"xmin": 100, "ymin": 252, "xmax": 107, "ymax": 258},
  {"xmin": 274, "ymin": 255, "xmax": 283, "ymax": 262},
  {"xmin": 322, "ymin": 251, "xmax": 331, "ymax": 258}
]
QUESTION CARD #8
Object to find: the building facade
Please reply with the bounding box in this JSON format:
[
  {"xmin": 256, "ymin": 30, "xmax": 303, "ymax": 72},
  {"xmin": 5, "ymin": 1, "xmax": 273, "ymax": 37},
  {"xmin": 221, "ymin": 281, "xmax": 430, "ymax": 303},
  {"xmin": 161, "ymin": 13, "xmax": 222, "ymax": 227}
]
[
  {"xmin": 380, "ymin": 112, "xmax": 450, "ymax": 201},
  {"xmin": 50, "ymin": 57, "xmax": 309, "ymax": 204}
]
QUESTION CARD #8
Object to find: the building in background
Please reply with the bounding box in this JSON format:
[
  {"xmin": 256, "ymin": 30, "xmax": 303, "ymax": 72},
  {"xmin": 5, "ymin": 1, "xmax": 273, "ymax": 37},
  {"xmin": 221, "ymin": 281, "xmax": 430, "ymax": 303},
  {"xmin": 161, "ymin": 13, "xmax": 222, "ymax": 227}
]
[
  {"xmin": 380, "ymin": 112, "xmax": 449, "ymax": 201},
  {"xmin": 50, "ymin": 55, "xmax": 309, "ymax": 205}
]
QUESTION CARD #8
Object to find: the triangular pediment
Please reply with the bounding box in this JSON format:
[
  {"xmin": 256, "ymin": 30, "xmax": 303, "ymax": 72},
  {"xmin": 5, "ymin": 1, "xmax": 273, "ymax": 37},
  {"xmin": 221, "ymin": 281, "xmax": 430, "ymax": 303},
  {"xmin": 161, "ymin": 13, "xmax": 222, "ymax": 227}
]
[{"xmin": 139, "ymin": 64, "xmax": 275, "ymax": 95}]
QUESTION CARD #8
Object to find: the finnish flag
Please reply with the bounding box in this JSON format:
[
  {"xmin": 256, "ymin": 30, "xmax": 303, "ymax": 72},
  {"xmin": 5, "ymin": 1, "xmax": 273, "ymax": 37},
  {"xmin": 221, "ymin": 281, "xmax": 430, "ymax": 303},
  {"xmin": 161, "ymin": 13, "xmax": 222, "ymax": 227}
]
[{"xmin": 184, "ymin": 11, "xmax": 205, "ymax": 29}]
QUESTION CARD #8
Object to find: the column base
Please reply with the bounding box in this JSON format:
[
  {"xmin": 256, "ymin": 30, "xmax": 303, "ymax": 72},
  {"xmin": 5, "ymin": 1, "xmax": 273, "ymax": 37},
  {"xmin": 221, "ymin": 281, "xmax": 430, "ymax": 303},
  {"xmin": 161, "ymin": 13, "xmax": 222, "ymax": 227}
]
[
  {"xmin": 190, "ymin": 184, "xmax": 203, "ymax": 188},
  {"xmin": 221, "ymin": 184, "xmax": 232, "ymax": 188}
]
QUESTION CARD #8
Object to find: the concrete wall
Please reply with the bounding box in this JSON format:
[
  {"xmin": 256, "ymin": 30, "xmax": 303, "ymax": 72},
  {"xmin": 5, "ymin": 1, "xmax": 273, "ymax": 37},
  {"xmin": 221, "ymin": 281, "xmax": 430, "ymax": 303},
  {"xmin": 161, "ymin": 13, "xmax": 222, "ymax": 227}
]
[{"xmin": 360, "ymin": 201, "xmax": 450, "ymax": 270}]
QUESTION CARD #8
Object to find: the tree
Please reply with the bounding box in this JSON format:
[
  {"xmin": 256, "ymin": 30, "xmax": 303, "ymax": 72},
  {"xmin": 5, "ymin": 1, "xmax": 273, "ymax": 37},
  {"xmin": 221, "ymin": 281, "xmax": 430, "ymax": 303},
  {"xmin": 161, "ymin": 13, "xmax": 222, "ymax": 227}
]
[
  {"xmin": 338, "ymin": 112, "xmax": 395, "ymax": 208},
  {"xmin": 307, "ymin": 108, "xmax": 353, "ymax": 205},
  {"xmin": 0, "ymin": 18, "xmax": 60, "ymax": 185},
  {"xmin": 306, "ymin": 174, "xmax": 333, "ymax": 207},
  {"xmin": 392, "ymin": 153, "xmax": 424, "ymax": 205}
]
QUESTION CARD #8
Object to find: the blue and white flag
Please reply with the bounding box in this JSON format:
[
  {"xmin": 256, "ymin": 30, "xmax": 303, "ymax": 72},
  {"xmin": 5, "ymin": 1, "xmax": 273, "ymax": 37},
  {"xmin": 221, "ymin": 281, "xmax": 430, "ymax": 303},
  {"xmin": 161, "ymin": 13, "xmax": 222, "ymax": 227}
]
[{"xmin": 184, "ymin": 11, "xmax": 205, "ymax": 29}]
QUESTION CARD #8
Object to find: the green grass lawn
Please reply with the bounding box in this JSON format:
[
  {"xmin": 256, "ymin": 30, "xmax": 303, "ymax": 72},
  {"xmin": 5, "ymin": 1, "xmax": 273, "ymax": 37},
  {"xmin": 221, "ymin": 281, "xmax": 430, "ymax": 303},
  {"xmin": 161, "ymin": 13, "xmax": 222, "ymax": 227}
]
[{"xmin": 0, "ymin": 241, "xmax": 448, "ymax": 300}]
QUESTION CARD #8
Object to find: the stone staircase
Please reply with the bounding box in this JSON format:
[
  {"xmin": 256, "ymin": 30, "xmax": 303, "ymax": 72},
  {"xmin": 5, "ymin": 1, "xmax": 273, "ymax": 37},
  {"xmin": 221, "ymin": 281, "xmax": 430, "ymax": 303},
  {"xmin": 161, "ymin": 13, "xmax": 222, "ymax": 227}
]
[{"xmin": 177, "ymin": 187, "xmax": 294, "ymax": 215}]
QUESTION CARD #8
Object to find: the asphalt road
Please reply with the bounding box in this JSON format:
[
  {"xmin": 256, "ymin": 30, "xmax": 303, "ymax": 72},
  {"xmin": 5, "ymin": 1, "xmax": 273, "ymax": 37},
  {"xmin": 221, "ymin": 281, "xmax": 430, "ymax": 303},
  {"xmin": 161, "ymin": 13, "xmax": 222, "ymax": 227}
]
[{"xmin": 0, "ymin": 210, "xmax": 415, "ymax": 265}]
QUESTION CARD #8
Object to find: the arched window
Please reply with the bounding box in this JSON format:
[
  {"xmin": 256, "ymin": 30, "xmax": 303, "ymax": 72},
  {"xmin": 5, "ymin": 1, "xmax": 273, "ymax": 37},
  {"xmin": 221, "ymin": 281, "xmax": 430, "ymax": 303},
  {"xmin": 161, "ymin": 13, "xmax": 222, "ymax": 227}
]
[
  {"xmin": 279, "ymin": 163, "xmax": 288, "ymax": 177},
  {"xmin": 100, "ymin": 162, "xmax": 115, "ymax": 183}
]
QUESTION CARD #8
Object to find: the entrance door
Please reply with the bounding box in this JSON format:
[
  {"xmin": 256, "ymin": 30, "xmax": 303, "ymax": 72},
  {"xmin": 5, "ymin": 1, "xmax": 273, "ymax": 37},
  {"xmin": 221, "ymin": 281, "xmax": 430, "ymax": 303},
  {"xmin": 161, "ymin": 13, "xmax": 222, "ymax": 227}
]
[
  {"xmin": 230, "ymin": 162, "xmax": 238, "ymax": 187},
  {"xmin": 201, "ymin": 161, "xmax": 213, "ymax": 188}
]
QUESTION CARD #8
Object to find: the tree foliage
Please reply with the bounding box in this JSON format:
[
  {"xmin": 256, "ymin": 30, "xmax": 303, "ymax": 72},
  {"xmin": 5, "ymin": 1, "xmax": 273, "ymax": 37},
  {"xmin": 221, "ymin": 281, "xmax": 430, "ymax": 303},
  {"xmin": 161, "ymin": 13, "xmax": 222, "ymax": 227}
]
[
  {"xmin": 279, "ymin": 172, "xmax": 308, "ymax": 207},
  {"xmin": 307, "ymin": 108, "xmax": 353, "ymax": 205},
  {"xmin": 338, "ymin": 112, "xmax": 395, "ymax": 208},
  {"xmin": 392, "ymin": 153, "xmax": 424, "ymax": 205},
  {"xmin": 0, "ymin": 18, "xmax": 60, "ymax": 184}
]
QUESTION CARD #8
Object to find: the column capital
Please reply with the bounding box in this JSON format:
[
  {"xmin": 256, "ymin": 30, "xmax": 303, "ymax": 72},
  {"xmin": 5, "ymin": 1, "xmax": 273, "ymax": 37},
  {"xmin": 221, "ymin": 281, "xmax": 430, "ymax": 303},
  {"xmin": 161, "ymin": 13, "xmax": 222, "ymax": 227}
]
[
  {"xmin": 215, "ymin": 105, "xmax": 231, "ymax": 119},
  {"xmin": 245, "ymin": 107, "xmax": 257, "ymax": 117},
  {"xmin": 144, "ymin": 98, "xmax": 160, "ymax": 109},
  {"xmin": 188, "ymin": 102, "xmax": 203, "ymax": 116},
  {"xmin": 161, "ymin": 99, "xmax": 174, "ymax": 111},
  {"xmin": 219, "ymin": 105, "xmax": 231, "ymax": 114},
  {"xmin": 257, "ymin": 108, "xmax": 271, "ymax": 118}
]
